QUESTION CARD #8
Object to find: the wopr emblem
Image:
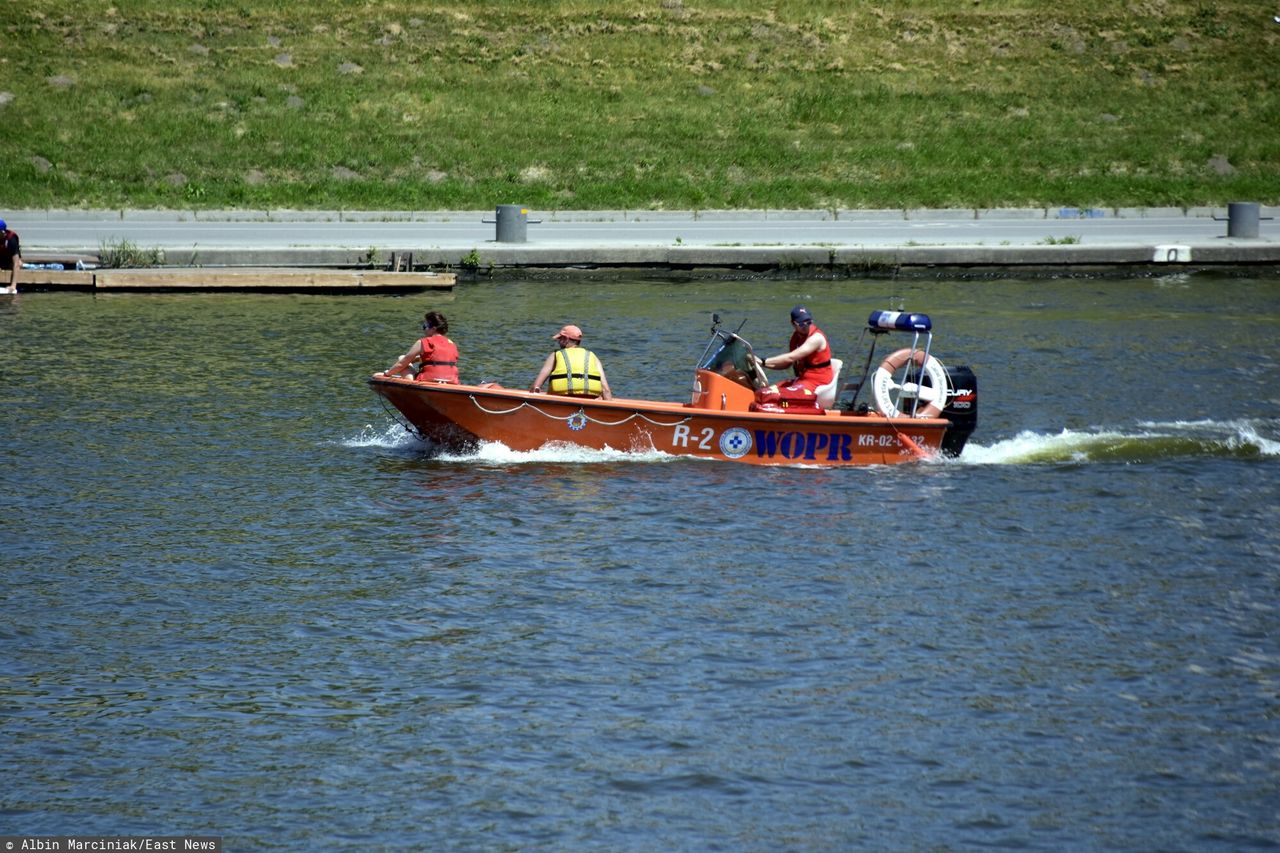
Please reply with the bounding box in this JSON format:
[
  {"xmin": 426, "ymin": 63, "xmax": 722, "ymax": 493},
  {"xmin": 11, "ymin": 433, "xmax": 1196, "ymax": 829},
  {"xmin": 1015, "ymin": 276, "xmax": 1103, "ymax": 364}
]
[{"xmin": 719, "ymin": 427, "xmax": 752, "ymax": 458}]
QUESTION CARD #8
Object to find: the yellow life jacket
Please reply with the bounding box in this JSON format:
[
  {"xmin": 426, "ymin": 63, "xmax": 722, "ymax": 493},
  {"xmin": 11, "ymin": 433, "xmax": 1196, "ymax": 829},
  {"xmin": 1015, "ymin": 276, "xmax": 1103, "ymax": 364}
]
[{"xmin": 549, "ymin": 347, "xmax": 603, "ymax": 397}]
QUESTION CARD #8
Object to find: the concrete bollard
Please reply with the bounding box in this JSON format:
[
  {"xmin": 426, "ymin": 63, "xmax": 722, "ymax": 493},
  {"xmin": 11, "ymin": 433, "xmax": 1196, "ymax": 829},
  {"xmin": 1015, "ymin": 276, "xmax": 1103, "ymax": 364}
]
[
  {"xmin": 483, "ymin": 205, "xmax": 542, "ymax": 243},
  {"xmin": 1227, "ymin": 202, "xmax": 1260, "ymax": 238}
]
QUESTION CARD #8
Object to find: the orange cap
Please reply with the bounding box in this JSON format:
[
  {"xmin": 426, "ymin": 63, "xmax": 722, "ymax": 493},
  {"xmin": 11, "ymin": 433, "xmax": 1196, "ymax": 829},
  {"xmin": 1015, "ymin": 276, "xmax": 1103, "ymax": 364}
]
[{"xmin": 554, "ymin": 324, "xmax": 583, "ymax": 341}]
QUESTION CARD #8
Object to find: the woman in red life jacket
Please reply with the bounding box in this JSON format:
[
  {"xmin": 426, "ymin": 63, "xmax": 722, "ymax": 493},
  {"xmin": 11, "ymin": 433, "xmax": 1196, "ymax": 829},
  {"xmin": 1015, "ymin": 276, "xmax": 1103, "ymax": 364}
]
[
  {"xmin": 760, "ymin": 305, "xmax": 834, "ymax": 393},
  {"xmin": 377, "ymin": 310, "xmax": 460, "ymax": 383}
]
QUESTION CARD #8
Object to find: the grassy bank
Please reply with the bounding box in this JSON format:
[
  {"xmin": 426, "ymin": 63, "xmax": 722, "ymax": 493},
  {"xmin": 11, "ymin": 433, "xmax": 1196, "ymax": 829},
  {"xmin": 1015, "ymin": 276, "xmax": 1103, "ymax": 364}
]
[{"xmin": 4, "ymin": 1, "xmax": 1276, "ymax": 211}]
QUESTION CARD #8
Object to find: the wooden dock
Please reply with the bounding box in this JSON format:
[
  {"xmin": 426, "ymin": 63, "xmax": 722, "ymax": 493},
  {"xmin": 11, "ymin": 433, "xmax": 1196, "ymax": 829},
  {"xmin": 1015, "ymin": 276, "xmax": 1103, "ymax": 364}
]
[{"xmin": 16, "ymin": 264, "xmax": 455, "ymax": 294}]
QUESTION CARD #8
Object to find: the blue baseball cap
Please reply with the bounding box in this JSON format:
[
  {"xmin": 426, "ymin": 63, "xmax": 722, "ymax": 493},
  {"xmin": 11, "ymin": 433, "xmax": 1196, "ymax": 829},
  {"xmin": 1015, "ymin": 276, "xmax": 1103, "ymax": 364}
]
[
  {"xmin": 0, "ymin": 220, "xmax": 7, "ymax": 231},
  {"xmin": 790, "ymin": 305, "xmax": 812, "ymax": 324}
]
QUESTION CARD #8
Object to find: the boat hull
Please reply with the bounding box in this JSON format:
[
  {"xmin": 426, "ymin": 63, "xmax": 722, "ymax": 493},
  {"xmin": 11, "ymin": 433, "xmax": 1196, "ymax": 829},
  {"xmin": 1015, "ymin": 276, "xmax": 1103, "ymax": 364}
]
[{"xmin": 369, "ymin": 377, "xmax": 952, "ymax": 466}]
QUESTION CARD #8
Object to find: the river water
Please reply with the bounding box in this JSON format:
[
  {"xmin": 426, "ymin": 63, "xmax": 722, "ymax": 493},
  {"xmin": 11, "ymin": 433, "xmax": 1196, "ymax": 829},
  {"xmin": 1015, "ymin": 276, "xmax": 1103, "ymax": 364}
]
[{"xmin": 2, "ymin": 274, "xmax": 1278, "ymax": 850}]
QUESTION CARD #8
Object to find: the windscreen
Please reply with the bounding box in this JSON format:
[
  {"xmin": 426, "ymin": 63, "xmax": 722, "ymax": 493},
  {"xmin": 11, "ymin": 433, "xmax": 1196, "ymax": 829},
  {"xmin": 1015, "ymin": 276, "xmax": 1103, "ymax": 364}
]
[{"xmin": 698, "ymin": 333, "xmax": 757, "ymax": 389}]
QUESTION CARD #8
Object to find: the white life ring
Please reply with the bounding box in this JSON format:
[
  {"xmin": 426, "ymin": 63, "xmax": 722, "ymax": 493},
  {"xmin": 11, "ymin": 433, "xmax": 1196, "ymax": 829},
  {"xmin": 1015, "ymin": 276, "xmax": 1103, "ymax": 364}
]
[{"xmin": 871, "ymin": 348, "xmax": 949, "ymax": 418}]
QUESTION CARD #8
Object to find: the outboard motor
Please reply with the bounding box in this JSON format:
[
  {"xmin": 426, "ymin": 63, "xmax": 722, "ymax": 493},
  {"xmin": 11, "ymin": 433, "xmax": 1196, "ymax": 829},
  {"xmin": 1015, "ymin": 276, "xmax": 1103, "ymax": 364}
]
[{"xmin": 940, "ymin": 366, "xmax": 977, "ymax": 457}]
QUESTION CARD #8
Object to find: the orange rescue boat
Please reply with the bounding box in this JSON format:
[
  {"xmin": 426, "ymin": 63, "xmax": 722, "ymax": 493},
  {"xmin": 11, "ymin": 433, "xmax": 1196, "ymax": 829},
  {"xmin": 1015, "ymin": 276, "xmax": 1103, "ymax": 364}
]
[{"xmin": 369, "ymin": 309, "xmax": 977, "ymax": 466}]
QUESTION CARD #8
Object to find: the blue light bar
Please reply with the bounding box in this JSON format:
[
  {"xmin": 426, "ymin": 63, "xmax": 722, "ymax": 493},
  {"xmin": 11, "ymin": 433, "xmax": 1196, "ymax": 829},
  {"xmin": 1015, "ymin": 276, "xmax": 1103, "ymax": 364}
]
[{"xmin": 867, "ymin": 310, "xmax": 932, "ymax": 332}]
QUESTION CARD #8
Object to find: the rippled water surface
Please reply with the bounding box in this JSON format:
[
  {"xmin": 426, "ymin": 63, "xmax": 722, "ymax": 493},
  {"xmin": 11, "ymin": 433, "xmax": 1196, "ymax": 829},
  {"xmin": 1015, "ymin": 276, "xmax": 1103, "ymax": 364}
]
[{"xmin": 2, "ymin": 275, "xmax": 1278, "ymax": 850}]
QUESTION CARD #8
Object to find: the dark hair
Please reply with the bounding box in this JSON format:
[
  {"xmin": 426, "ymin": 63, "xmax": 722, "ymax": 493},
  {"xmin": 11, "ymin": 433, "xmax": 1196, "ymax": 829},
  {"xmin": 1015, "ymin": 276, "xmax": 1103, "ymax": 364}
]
[{"xmin": 423, "ymin": 311, "xmax": 449, "ymax": 335}]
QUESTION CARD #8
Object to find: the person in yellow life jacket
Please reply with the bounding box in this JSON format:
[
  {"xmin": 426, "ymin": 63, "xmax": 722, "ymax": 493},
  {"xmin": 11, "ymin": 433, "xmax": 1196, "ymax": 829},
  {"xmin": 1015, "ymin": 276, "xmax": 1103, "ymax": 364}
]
[
  {"xmin": 530, "ymin": 324, "xmax": 613, "ymax": 400},
  {"xmin": 760, "ymin": 305, "xmax": 834, "ymax": 393},
  {"xmin": 376, "ymin": 310, "xmax": 460, "ymax": 383}
]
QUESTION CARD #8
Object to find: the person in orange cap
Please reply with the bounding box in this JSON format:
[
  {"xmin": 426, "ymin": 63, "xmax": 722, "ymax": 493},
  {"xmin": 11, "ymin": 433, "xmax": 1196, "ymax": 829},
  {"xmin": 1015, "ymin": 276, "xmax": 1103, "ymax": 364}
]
[{"xmin": 530, "ymin": 323, "xmax": 613, "ymax": 399}]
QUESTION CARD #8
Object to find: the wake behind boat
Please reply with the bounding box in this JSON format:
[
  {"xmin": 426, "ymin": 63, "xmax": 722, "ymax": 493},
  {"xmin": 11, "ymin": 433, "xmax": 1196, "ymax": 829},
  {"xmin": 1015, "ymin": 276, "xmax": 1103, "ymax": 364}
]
[{"xmin": 369, "ymin": 309, "xmax": 978, "ymax": 466}]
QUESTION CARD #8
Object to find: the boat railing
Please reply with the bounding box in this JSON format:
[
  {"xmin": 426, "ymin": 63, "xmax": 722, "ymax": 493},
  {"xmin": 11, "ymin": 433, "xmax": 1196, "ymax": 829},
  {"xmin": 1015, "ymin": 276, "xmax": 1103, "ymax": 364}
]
[{"xmin": 845, "ymin": 310, "xmax": 935, "ymax": 415}]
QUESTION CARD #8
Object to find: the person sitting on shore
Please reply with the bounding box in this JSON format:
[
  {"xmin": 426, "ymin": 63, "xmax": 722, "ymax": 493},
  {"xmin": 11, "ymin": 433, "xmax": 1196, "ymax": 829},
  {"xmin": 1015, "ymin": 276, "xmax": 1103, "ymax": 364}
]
[
  {"xmin": 377, "ymin": 310, "xmax": 460, "ymax": 383},
  {"xmin": 530, "ymin": 324, "xmax": 613, "ymax": 400}
]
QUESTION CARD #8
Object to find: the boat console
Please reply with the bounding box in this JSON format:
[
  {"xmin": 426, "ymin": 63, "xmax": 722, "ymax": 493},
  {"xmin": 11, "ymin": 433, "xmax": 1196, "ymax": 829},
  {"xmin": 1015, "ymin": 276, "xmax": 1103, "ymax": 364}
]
[{"xmin": 690, "ymin": 318, "xmax": 770, "ymax": 410}]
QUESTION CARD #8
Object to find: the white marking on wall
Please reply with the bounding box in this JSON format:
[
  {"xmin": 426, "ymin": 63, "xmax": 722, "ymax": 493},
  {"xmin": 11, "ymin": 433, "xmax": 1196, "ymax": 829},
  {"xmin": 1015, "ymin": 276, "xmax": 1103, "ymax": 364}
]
[{"xmin": 1153, "ymin": 245, "xmax": 1192, "ymax": 263}]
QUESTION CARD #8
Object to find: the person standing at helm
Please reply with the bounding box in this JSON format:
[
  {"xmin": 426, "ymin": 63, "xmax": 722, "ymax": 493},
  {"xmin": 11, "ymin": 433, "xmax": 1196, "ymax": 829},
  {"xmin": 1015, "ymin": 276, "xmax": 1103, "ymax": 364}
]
[
  {"xmin": 376, "ymin": 310, "xmax": 460, "ymax": 383},
  {"xmin": 760, "ymin": 306, "xmax": 834, "ymax": 392},
  {"xmin": 0, "ymin": 219, "xmax": 22, "ymax": 295},
  {"xmin": 530, "ymin": 324, "xmax": 613, "ymax": 400}
]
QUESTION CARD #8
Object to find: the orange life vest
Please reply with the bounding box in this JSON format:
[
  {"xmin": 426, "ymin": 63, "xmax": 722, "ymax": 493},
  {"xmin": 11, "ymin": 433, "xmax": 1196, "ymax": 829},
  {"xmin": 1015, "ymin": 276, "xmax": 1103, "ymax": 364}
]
[
  {"xmin": 788, "ymin": 323, "xmax": 834, "ymax": 387},
  {"xmin": 415, "ymin": 334, "xmax": 459, "ymax": 383}
]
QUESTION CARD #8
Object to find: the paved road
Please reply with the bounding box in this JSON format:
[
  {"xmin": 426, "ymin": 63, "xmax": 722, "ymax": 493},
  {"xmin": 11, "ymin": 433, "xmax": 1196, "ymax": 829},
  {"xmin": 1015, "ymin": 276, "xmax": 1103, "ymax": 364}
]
[{"xmin": 11, "ymin": 207, "xmax": 1279, "ymax": 270}]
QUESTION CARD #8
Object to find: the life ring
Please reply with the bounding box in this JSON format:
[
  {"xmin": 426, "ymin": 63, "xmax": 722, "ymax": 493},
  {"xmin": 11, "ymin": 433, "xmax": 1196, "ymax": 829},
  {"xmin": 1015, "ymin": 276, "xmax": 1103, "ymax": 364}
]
[{"xmin": 871, "ymin": 348, "xmax": 949, "ymax": 418}]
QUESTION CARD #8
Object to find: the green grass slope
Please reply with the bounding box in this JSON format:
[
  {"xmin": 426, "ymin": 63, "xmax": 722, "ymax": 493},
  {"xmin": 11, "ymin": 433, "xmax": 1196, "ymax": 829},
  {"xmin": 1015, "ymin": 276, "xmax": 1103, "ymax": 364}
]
[{"xmin": 3, "ymin": 1, "xmax": 1276, "ymax": 210}]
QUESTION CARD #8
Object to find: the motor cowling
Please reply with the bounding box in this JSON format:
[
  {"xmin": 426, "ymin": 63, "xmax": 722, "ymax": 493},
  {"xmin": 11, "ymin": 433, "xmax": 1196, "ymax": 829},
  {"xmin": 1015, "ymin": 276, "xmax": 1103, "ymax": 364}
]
[{"xmin": 940, "ymin": 365, "xmax": 977, "ymax": 457}]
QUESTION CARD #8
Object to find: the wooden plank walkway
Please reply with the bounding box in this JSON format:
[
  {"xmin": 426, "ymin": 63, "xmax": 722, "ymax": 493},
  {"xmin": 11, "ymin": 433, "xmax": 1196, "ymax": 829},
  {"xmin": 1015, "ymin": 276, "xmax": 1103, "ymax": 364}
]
[{"xmin": 15, "ymin": 267, "xmax": 455, "ymax": 293}]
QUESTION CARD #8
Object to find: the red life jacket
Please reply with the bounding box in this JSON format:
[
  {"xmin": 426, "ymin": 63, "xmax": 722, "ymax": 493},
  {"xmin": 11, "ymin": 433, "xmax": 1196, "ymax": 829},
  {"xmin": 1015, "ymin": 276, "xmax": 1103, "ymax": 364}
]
[
  {"xmin": 414, "ymin": 334, "xmax": 459, "ymax": 383},
  {"xmin": 788, "ymin": 323, "xmax": 834, "ymax": 388}
]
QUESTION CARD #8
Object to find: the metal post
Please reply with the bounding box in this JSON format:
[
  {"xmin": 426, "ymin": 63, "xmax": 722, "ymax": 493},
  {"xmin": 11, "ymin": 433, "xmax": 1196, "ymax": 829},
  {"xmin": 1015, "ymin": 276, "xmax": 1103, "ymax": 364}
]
[
  {"xmin": 1227, "ymin": 202, "xmax": 1260, "ymax": 238},
  {"xmin": 481, "ymin": 205, "xmax": 543, "ymax": 242},
  {"xmin": 494, "ymin": 204, "xmax": 528, "ymax": 243}
]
